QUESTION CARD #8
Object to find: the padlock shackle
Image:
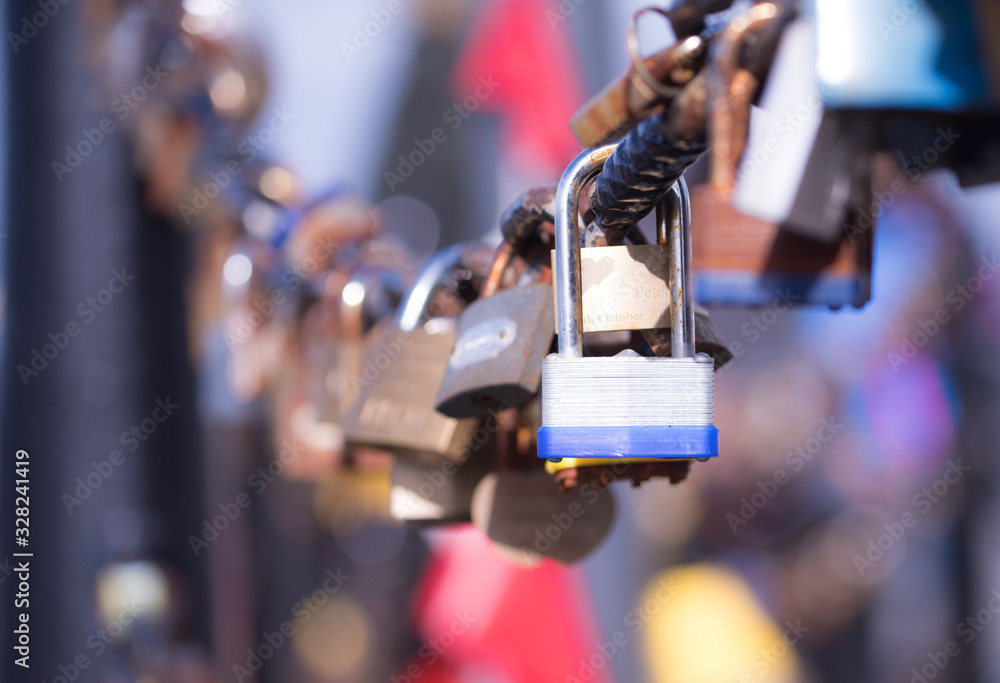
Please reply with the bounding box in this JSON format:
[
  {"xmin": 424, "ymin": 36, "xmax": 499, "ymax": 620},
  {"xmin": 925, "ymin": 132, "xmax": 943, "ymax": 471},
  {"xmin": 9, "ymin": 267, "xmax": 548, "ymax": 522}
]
[
  {"xmin": 397, "ymin": 242, "xmax": 475, "ymax": 332},
  {"xmin": 656, "ymin": 178, "xmax": 695, "ymax": 357},
  {"xmin": 481, "ymin": 242, "xmax": 516, "ymax": 299},
  {"xmin": 555, "ymin": 146, "xmax": 695, "ymax": 358},
  {"xmin": 554, "ymin": 145, "xmax": 618, "ymax": 357}
]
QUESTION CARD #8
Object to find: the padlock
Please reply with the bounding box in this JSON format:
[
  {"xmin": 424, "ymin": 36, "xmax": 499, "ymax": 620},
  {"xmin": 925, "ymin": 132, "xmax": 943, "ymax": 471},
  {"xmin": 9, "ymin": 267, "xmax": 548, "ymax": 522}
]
[
  {"xmin": 538, "ymin": 146, "xmax": 718, "ymax": 473},
  {"xmin": 341, "ymin": 243, "xmax": 483, "ymax": 465},
  {"xmin": 434, "ymin": 240, "xmax": 556, "ymax": 419},
  {"xmin": 728, "ymin": 19, "xmax": 872, "ymax": 246},
  {"xmin": 690, "ymin": 6, "xmax": 874, "ymax": 308},
  {"xmin": 389, "ymin": 437, "xmax": 496, "ymax": 524},
  {"xmin": 272, "ymin": 269, "xmax": 369, "ymax": 480},
  {"xmin": 393, "ymin": 402, "xmax": 540, "ymax": 525},
  {"xmin": 471, "ymin": 469, "xmax": 616, "ymax": 565},
  {"xmin": 221, "ymin": 241, "xmax": 288, "ymax": 401}
]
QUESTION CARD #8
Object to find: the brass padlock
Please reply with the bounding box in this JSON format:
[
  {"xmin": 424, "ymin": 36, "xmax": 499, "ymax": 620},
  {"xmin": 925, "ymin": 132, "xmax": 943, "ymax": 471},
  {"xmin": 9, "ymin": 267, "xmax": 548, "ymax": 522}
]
[
  {"xmin": 564, "ymin": 180, "xmax": 681, "ymax": 334},
  {"xmin": 341, "ymin": 244, "xmax": 485, "ymax": 465}
]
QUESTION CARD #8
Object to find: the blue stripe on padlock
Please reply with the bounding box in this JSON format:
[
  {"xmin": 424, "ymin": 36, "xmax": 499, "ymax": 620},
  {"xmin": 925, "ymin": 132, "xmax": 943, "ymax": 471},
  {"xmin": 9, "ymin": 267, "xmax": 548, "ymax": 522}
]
[
  {"xmin": 538, "ymin": 425, "xmax": 719, "ymax": 461},
  {"xmin": 695, "ymin": 271, "xmax": 867, "ymax": 308}
]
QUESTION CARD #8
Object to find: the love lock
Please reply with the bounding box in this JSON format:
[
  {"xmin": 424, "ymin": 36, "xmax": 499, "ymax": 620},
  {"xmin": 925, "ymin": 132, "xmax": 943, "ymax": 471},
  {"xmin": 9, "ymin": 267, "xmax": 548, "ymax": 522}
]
[{"xmin": 539, "ymin": 146, "xmax": 718, "ymax": 488}]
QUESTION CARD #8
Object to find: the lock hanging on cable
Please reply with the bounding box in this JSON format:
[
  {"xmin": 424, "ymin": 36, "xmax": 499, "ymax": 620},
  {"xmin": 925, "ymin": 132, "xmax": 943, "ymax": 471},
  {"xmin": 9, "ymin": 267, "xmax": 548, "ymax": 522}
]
[{"xmin": 538, "ymin": 146, "xmax": 718, "ymax": 469}]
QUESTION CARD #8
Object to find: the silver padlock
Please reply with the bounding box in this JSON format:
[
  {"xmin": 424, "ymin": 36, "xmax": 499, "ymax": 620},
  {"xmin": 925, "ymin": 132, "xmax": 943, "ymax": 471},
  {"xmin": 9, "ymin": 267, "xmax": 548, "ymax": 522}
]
[{"xmin": 538, "ymin": 146, "xmax": 718, "ymax": 463}]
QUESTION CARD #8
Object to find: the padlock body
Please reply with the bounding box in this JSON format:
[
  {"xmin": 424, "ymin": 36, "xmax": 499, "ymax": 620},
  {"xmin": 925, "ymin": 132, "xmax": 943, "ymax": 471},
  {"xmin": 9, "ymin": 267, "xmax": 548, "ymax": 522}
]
[
  {"xmin": 342, "ymin": 320, "xmax": 478, "ymax": 463},
  {"xmin": 538, "ymin": 353, "xmax": 718, "ymax": 460},
  {"xmin": 434, "ymin": 283, "xmax": 554, "ymax": 419}
]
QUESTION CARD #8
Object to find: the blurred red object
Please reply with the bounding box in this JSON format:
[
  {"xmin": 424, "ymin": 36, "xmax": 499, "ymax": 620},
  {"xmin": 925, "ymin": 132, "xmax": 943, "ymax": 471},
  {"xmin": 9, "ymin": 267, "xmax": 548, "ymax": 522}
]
[
  {"xmin": 402, "ymin": 526, "xmax": 614, "ymax": 683},
  {"xmin": 453, "ymin": 0, "xmax": 585, "ymax": 175}
]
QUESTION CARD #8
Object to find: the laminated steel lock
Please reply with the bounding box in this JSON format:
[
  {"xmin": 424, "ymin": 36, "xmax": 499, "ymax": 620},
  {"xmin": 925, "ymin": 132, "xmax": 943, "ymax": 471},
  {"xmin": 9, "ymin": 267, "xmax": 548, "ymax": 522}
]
[
  {"xmin": 538, "ymin": 146, "xmax": 718, "ymax": 464},
  {"xmin": 434, "ymin": 241, "xmax": 556, "ymax": 419},
  {"xmin": 341, "ymin": 243, "xmax": 482, "ymax": 465}
]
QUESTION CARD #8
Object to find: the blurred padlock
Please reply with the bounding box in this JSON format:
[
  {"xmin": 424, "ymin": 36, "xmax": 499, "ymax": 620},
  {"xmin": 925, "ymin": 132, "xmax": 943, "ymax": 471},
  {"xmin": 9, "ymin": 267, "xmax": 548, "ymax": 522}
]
[
  {"xmin": 273, "ymin": 269, "xmax": 370, "ymax": 480},
  {"xmin": 221, "ymin": 241, "xmax": 288, "ymax": 400},
  {"xmin": 342, "ymin": 244, "xmax": 483, "ymax": 465},
  {"xmin": 539, "ymin": 146, "xmax": 717, "ymax": 487},
  {"xmin": 434, "ymin": 240, "xmax": 555, "ymax": 419},
  {"xmin": 471, "ymin": 469, "xmax": 616, "ymax": 565},
  {"xmin": 731, "ymin": 20, "xmax": 872, "ymax": 246},
  {"xmin": 389, "ymin": 441, "xmax": 495, "ymax": 524},
  {"xmin": 691, "ymin": 8, "xmax": 874, "ymax": 308}
]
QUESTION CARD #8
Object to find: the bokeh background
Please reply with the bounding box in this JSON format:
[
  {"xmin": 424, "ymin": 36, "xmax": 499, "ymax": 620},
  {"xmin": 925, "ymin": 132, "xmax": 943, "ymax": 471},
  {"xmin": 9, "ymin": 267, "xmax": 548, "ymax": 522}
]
[{"xmin": 4, "ymin": 1, "xmax": 1000, "ymax": 682}]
